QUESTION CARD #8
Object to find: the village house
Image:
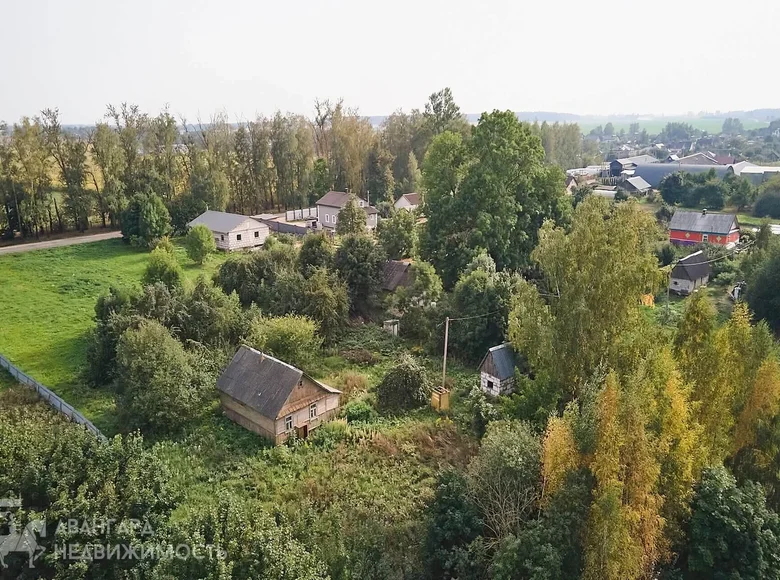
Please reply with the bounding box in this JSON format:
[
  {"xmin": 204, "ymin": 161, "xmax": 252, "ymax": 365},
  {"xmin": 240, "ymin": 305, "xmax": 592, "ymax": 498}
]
[
  {"xmin": 394, "ymin": 193, "xmax": 421, "ymax": 211},
  {"xmin": 316, "ymin": 191, "xmax": 378, "ymax": 231},
  {"xmin": 216, "ymin": 346, "xmax": 341, "ymax": 444},
  {"xmin": 669, "ymin": 251, "xmax": 711, "ymax": 295},
  {"xmin": 478, "ymin": 343, "xmax": 516, "ymax": 397},
  {"xmin": 187, "ymin": 210, "xmax": 269, "ymax": 251},
  {"xmin": 669, "ymin": 209, "xmax": 740, "ymax": 247}
]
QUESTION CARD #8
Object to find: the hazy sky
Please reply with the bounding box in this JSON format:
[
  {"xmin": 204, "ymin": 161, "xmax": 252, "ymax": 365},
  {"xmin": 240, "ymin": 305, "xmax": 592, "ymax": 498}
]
[{"xmin": 2, "ymin": 0, "xmax": 779, "ymax": 124}]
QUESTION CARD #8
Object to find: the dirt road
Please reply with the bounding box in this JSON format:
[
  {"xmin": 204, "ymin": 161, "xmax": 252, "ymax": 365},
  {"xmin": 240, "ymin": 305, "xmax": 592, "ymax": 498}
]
[{"xmin": 0, "ymin": 231, "xmax": 123, "ymax": 256}]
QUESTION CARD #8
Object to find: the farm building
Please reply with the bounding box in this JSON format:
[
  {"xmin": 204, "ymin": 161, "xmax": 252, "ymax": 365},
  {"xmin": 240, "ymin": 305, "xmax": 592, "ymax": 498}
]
[
  {"xmin": 316, "ymin": 191, "xmax": 378, "ymax": 230},
  {"xmin": 609, "ymin": 154, "xmax": 658, "ymax": 177},
  {"xmin": 394, "ymin": 193, "xmax": 421, "ymax": 211},
  {"xmin": 187, "ymin": 210, "xmax": 269, "ymax": 251},
  {"xmin": 621, "ymin": 176, "xmax": 652, "ymax": 194},
  {"xmin": 478, "ymin": 343, "xmax": 516, "ymax": 397},
  {"xmin": 669, "ymin": 251, "xmax": 711, "ymax": 295},
  {"xmin": 669, "ymin": 209, "xmax": 739, "ymax": 247},
  {"xmin": 216, "ymin": 346, "xmax": 341, "ymax": 444}
]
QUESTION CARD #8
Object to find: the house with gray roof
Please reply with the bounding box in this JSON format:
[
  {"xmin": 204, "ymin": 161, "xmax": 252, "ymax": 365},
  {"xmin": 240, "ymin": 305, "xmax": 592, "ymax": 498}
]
[
  {"xmin": 478, "ymin": 343, "xmax": 517, "ymax": 397},
  {"xmin": 622, "ymin": 176, "xmax": 652, "ymax": 194},
  {"xmin": 217, "ymin": 346, "xmax": 341, "ymax": 444},
  {"xmin": 669, "ymin": 251, "xmax": 711, "ymax": 295},
  {"xmin": 669, "ymin": 209, "xmax": 739, "ymax": 246},
  {"xmin": 316, "ymin": 191, "xmax": 378, "ymax": 231},
  {"xmin": 188, "ymin": 210, "xmax": 270, "ymax": 251},
  {"xmin": 610, "ymin": 155, "xmax": 659, "ymax": 177}
]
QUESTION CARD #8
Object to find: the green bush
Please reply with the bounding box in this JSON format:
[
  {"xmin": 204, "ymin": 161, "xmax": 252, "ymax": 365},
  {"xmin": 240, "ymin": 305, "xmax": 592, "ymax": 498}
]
[
  {"xmin": 376, "ymin": 355, "xmax": 432, "ymax": 413},
  {"xmin": 142, "ymin": 247, "xmax": 183, "ymax": 289},
  {"xmin": 754, "ymin": 191, "xmax": 780, "ymax": 219},
  {"xmin": 247, "ymin": 314, "xmax": 323, "ymax": 369},
  {"xmin": 343, "ymin": 399, "xmax": 378, "ymax": 423},
  {"xmin": 185, "ymin": 223, "xmax": 217, "ymax": 264}
]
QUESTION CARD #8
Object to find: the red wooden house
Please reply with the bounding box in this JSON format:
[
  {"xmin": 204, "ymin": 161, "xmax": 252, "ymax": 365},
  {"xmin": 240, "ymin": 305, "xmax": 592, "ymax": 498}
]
[{"xmin": 669, "ymin": 209, "xmax": 739, "ymax": 247}]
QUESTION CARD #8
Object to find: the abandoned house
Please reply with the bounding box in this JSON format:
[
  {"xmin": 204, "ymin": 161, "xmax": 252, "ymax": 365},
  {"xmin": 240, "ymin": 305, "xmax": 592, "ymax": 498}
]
[{"xmin": 478, "ymin": 342, "xmax": 517, "ymax": 397}]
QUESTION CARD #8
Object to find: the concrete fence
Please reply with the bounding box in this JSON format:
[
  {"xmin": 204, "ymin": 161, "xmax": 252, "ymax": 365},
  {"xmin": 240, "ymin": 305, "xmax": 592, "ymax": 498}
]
[
  {"xmin": 285, "ymin": 207, "xmax": 318, "ymax": 222},
  {"xmin": 0, "ymin": 354, "xmax": 105, "ymax": 440}
]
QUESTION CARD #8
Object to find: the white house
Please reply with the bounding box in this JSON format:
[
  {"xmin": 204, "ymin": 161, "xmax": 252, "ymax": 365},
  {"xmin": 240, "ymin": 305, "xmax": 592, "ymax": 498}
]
[
  {"xmin": 394, "ymin": 193, "xmax": 421, "ymax": 211},
  {"xmin": 187, "ymin": 210, "xmax": 270, "ymax": 251},
  {"xmin": 478, "ymin": 343, "xmax": 516, "ymax": 397},
  {"xmin": 669, "ymin": 251, "xmax": 711, "ymax": 296},
  {"xmin": 315, "ymin": 191, "xmax": 378, "ymax": 231}
]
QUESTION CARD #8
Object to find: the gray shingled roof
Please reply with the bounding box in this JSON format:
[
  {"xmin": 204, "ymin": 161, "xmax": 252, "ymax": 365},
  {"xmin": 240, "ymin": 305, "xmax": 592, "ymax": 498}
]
[
  {"xmin": 669, "ymin": 210, "xmax": 738, "ymax": 235},
  {"xmin": 188, "ymin": 210, "xmax": 261, "ymax": 233},
  {"xmin": 479, "ymin": 343, "xmax": 516, "ymax": 381},
  {"xmin": 671, "ymin": 251, "xmax": 711, "ymax": 282},
  {"xmin": 316, "ymin": 191, "xmax": 352, "ymax": 208},
  {"xmin": 217, "ymin": 346, "xmax": 304, "ymax": 419},
  {"xmin": 382, "ymin": 260, "xmax": 412, "ymax": 291}
]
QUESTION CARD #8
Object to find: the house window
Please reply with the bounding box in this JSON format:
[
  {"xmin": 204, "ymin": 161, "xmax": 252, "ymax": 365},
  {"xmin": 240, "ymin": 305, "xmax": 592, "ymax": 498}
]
[
  {"xmin": 254, "ymin": 231, "xmax": 259, "ymax": 238},
  {"xmin": 285, "ymin": 415, "xmax": 293, "ymax": 431},
  {"xmin": 220, "ymin": 235, "xmax": 224, "ymax": 241},
  {"xmin": 325, "ymin": 214, "xmax": 329, "ymax": 223},
  {"xmin": 309, "ymin": 403, "xmax": 317, "ymax": 419},
  {"xmin": 487, "ymin": 379, "xmax": 494, "ymax": 391},
  {"xmin": 236, "ymin": 234, "xmax": 242, "ymax": 241},
  {"xmin": 333, "ymin": 215, "xmax": 337, "ymax": 224}
]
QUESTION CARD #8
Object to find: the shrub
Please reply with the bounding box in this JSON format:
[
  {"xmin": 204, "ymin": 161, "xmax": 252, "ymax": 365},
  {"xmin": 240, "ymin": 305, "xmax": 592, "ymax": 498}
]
[
  {"xmin": 185, "ymin": 224, "xmax": 217, "ymax": 264},
  {"xmin": 143, "ymin": 247, "xmax": 183, "ymax": 289},
  {"xmin": 343, "ymin": 399, "xmax": 378, "ymax": 423},
  {"xmin": 153, "ymin": 235, "xmax": 176, "ymax": 254},
  {"xmin": 334, "ymin": 371, "xmax": 369, "ymax": 401},
  {"xmin": 754, "ymin": 191, "xmax": 780, "ymax": 219},
  {"xmin": 247, "ymin": 315, "xmax": 323, "ymax": 369},
  {"xmin": 121, "ymin": 192, "xmax": 171, "ymax": 247},
  {"xmin": 376, "ymin": 355, "xmax": 432, "ymax": 413},
  {"xmin": 340, "ymin": 348, "xmax": 378, "ymax": 366}
]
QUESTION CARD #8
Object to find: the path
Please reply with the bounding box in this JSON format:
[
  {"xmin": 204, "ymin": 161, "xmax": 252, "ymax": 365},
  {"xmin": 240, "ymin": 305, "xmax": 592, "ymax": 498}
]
[{"xmin": 0, "ymin": 231, "xmax": 122, "ymax": 256}]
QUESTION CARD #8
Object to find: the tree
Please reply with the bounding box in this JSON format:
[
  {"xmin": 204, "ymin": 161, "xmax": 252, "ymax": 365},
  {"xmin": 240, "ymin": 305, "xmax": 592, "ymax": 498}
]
[
  {"xmin": 365, "ymin": 144, "xmax": 395, "ymax": 203},
  {"xmin": 247, "ymin": 315, "xmax": 322, "ymax": 369},
  {"xmin": 421, "ymin": 111, "xmax": 569, "ymax": 288},
  {"xmin": 185, "ymin": 223, "xmax": 216, "ymax": 264},
  {"xmin": 189, "ymin": 150, "xmax": 230, "ymax": 212},
  {"xmin": 722, "ymin": 117, "xmax": 744, "ymax": 135},
  {"xmin": 376, "ymin": 355, "xmax": 431, "ymax": 412},
  {"xmin": 746, "ymin": 244, "xmax": 780, "ymax": 333},
  {"xmin": 400, "ymin": 151, "xmax": 422, "ymax": 194},
  {"xmin": 423, "ymin": 87, "xmax": 469, "ymax": 137},
  {"xmin": 121, "ymin": 192, "xmax": 171, "ymax": 247},
  {"xmin": 299, "ymin": 232, "xmax": 334, "ymax": 275},
  {"xmin": 310, "ymin": 157, "xmax": 332, "ymax": 203},
  {"xmin": 90, "ymin": 122, "xmax": 127, "ymax": 227},
  {"xmin": 466, "ymin": 420, "xmax": 542, "ymax": 542},
  {"xmin": 659, "ymin": 171, "xmax": 687, "ymax": 205},
  {"xmin": 334, "ymin": 233, "xmax": 385, "ymax": 314},
  {"xmin": 143, "ymin": 246, "xmax": 183, "ymax": 289},
  {"xmin": 377, "ymin": 208, "xmax": 417, "ymax": 259},
  {"xmin": 115, "ymin": 319, "xmax": 210, "ymax": 433},
  {"xmin": 603, "ymin": 122, "xmax": 615, "ymax": 136},
  {"xmin": 685, "ymin": 466, "xmax": 780, "ymax": 579},
  {"xmin": 336, "ymin": 195, "xmax": 367, "ymax": 235},
  {"xmin": 299, "ymin": 267, "xmax": 350, "ymax": 343}
]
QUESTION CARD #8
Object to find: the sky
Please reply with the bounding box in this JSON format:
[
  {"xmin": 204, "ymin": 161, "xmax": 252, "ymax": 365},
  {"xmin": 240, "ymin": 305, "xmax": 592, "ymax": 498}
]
[{"xmin": 2, "ymin": 0, "xmax": 779, "ymax": 124}]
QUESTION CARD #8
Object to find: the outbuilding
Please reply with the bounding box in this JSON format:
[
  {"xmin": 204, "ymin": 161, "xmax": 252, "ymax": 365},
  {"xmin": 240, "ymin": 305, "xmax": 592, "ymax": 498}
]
[
  {"xmin": 478, "ymin": 343, "xmax": 516, "ymax": 397},
  {"xmin": 217, "ymin": 346, "xmax": 341, "ymax": 444},
  {"xmin": 187, "ymin": 210, "xmax": 269, "ymax": 251},
  {"xmin": 669, "ymin": 251, "xmax": 711, "ymax": 295}
]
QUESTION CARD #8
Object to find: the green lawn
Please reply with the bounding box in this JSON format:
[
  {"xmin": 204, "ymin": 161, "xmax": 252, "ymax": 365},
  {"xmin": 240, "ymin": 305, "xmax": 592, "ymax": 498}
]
[
  {"xmin": 577, "ymin": 118, "xmax": 769, "ymax": 136},
  {"xmin": 0, "ymin": 239, "xmax": 227, "ymax": 431}
]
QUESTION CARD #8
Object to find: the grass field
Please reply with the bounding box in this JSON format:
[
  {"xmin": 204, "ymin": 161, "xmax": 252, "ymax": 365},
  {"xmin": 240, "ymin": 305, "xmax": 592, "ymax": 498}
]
[
  {"xmin": 0, "ymin": 239, "xmax": 228, "ymax": 431},
  {"xmin": 578, "ymin": 118, "xmax": 769, "ymax": 136}
]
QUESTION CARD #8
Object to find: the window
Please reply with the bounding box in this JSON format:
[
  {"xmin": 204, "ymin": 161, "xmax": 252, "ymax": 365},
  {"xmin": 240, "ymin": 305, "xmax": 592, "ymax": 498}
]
[
  {"xmin": 309, "ymin": 403, "xmax": 317, "ymax": 419},
  {"xmin": 333, "ymin": 215, "xmax": 337, "ymax": 224},
  {"xmin": 236, "ymin": 234, "xmax": 242, "ymax": 241},
  {"xmin": 702, "ymin": 234, "xmax": 709, "ymax": 243},
  {"xmin": 285, "ymin": 415, "xmax": 293, "ymax": 431},
  {"xmin": 487, "ymin": 379, "xmax": 494, "ymax": 392},
  {"xmin": 220, "ymin": 235, "xmax": 224, "ymax": 241},
  {"xmin": 254, "ymin": 231, "xmax": 259, "ymax": 238},
  {"xmin": 325, "ymin": 214, "xmax": 329, "ymax": 223}
]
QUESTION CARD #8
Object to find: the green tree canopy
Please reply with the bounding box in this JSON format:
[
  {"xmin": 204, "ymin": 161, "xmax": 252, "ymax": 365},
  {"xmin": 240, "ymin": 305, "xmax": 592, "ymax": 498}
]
[{"xmin": 185, "ymin": 223, "xmax": 217, "ymax": 264}]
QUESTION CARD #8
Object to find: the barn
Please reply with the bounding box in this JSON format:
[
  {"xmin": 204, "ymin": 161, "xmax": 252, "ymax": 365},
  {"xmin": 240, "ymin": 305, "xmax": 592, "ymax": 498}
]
[
  {"xmin": 216, "ymin": 346, "xmax": 341, "ymax": 444},
  {"xmin": 668, "ymin": 209, "xmax": 739, "ymax": 247},
  {"xmin": 669, "ymin": 251, "xmax": 711, "ymax": 295},
  {"xmin": 478, "ymin": 343, "xmax": 516, "ymax": 397},
  {"xmin": 187, "ymin": 210, "xmax": 270, "ymax": 251}
]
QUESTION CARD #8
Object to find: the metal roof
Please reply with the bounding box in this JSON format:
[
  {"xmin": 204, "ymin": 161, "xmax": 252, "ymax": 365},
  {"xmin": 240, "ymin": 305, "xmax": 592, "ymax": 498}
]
[
  {"xmin": 626, "ymin": 176, "xmax": 651, "ymax": 191},
  {"xmin": 217, "ymin": 346, "xmax": 338, "ymax": 419},
  {"xmin": 673, "ymin": 152, "xmax": 721, "ymax": 166},
  {"xmin": 613, "ymin": 155, "xmax": 658, "ymax": 167},
  {"xmin": 669, "ymin": 210, "xmax": 738, "ymax": 235},
  {"xmin": 633, "ymin": 163, "xmax": 732, "ymax": 187},
  {"xmin": 671, "ymin": 251, "xmax": 711, "ymax": 282},
  {"xmin": 187, "ymin": 210, "xmax": 263, "ymax": 233},
  {"xmin": 479, "ymin": 342, "xmax": 516, "ymax": 381}
]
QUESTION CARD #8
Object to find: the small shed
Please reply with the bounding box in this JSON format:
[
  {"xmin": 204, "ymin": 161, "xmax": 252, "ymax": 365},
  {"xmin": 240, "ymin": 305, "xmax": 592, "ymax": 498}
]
[
  {"xmin": 478, "ymin": 343, "xmax": 516, "ymax": 397},
  {"xmin": 216, "ymin": 346, "xmax": 341, "ymax": 444},
  {"xmin": 670, "ymin": 251, "xmax": 711, "ymax": 295},
  {"xmin": 622, "ymin": 176, "xmax": 651, "ymax": 194},
  {"xmin": 382, "ymin": 260, "xmax": 412, "ymax": 292}
]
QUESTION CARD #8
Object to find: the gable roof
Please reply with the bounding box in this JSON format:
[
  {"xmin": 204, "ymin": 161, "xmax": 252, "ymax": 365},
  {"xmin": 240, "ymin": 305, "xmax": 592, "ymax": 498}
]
[
  {"xmin": 478, "ymin": 343, "xmax": 516, "ymax": 381},
  {"xmin": 613, "ymin": 154, "xmax": 658, "ymax": 167},
  {"xmin": 673, "ymin": 152, "xmax": 721, "ymax": 166},
  {"xmin": 668, "ymin": 210, "xmax": 738, "ymax": 235},
  {"xmin": 217, "ymin": 346, "xmax": 338, "ymax": 420},
  {"xmin": 188, "ymin": 210, "xmax": 262, "ymax": 233},
  {"xmin": 626, "ymin": 176, "xmax": 651, "ymax": 191},
  {"xmin": 382, "ymin": 260, "xmax": 412, "ymax": 291},
  {"xmin": 671, "ymin": 251, "xmax": 711, "ymax": 281},
  {"xmin": 316, "ymin": 191, "xmax": 353, "ymax": 208},
  {"xmin": 399, "ymin": 193, "xmax": 421, "ymax": 205}
]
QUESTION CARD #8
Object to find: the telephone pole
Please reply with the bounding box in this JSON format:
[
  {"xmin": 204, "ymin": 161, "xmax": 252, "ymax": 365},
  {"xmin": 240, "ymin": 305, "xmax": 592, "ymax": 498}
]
[{"xmin": 441, "ymin": 316, "xmax": 450, "ymax": 389}]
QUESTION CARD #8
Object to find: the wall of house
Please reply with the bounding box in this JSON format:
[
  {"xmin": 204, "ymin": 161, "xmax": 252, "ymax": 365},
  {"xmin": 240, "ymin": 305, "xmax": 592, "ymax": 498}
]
[
  {"xmin": 213, "ymin": 222, "xmax": 270, "ymax": 251},
  {"xmin": 394, "ymin": 198, "xmax": 416, "ymax": 211},
  {"xmin": 274, "ymin": 393, "xmax": 340, "ymax": 444},
  {"xmin": 669, "ymin": 229, "xmax": 739, "ymax": 246},
  {"xmin": 480, "ymin": 372, "xmax": 514, "ymax": 397},
  {"xmin": 669, "ymin": 275, "xmax": 709, "ymax": 296},
  {"xmin": 317, "ymin": 204, "xmax": 375, "ymax": 231},
  {"xmin": 219, "ymin": 393, "xmax": 277, "ymax": 440}
]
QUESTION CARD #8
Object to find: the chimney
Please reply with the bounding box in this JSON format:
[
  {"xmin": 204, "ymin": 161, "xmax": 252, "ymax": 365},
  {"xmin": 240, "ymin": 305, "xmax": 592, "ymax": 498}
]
[{"xmin": 702, "ymin": 208, "xmax": 708, "ymax": 215}]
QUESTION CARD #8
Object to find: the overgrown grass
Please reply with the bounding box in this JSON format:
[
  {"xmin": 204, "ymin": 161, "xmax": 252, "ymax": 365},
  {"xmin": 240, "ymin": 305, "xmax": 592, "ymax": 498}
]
[{"xmin": 0, "ymin": 238, "xmax": 228, "ymax": 431}]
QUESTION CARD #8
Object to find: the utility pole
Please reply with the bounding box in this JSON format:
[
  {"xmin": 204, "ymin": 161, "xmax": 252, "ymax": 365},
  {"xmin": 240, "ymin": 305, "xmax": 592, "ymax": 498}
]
[{"xmin": 441, "ymin": 316, "xmax": 450, "ymax": 389}]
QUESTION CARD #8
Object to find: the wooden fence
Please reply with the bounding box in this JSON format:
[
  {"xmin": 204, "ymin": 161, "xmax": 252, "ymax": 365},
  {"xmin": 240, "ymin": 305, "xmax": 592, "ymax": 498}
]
[{"xmin": 0, "ymin": 354, "xmax": 105, "ymax": 440}]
